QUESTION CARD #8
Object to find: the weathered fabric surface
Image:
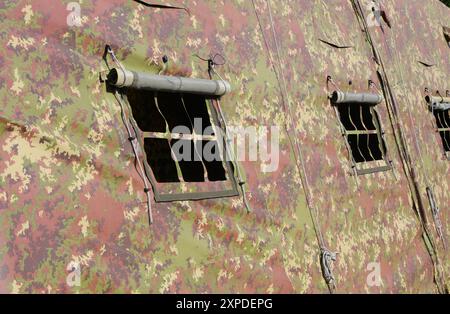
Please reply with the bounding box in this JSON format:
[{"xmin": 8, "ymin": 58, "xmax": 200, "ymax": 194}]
[{"xmin": 0, "ymin": 0, "xmax": 448, "ymax": 293}]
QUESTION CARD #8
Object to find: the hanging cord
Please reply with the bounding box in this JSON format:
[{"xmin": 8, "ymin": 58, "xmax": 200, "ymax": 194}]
[
  {"xmin": 426, "ymin": 187, "xmax": 446, "ymax": 249},
  {"xmin": 193, "ymin": 53, "xmax": 252, "ymax": 213},
  {"xmin": 267, "ymin": 0, "xmax": 339, "ymax": 292},
  {"xmin": 382, "ymin": 0, "xmax": 448, "ymax": 276},
  {"xmin": 369, "ymin": 79, "xmax": 398, "ymax": 180},
  {"xmin": 103, "ymin": 45, "xmax": 126, "ymax": 72},
  {"xmin": 351, "ymin": 0, "xmax": 447, "ymax": 293},
  {"xmin": 251, "ymin": 0, "xmax": 337, "ymax": 293},
  {"xmin": 379, "ymin": 10, "xmax": 446, "ymax": 249},
  {"xmin": 435, "ymin": 90, "xmax": 445, "ymax": 101},
  {"xmin": 321, "ymin": 248, "xmax": 338, "ymax": 289},
  {"xmin": 356, "ymin": 0, "xmax": 447, "ymax": 293},
  {"xmin": 115, "ymin": 92, "xmax": 153, "ymax": 225},
  {"xmin": 103, "ymin": 46, "xmax": 154, "ymax": 225}
]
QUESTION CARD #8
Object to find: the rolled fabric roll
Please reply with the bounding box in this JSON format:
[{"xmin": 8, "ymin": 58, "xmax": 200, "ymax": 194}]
[
  {"xmin": 331, "ymin": 91, "xmax": 383, "ymax": 105},
  {"xmin": 425, "ymin": 95, "xmax": 450, "ymax": 111},
  {"xmin": 107, "ymin": 67, "xmax": 231, "ymax": 96}
]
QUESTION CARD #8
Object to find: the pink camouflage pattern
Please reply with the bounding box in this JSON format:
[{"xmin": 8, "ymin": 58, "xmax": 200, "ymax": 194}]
[{"xmin": 0, "ymin": 0, "xmax": 449, "ymax": 293}]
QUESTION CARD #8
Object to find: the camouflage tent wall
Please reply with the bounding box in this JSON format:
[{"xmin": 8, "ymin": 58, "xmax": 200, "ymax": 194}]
[{"xmin": 0, "ymin": 0, "xmax": 449, "ymax": 293}]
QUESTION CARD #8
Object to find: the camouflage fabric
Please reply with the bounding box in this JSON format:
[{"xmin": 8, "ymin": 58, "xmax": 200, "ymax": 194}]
[{"xmin": 0, "ymin": 0, "xmax": 448, "ymax": 293}]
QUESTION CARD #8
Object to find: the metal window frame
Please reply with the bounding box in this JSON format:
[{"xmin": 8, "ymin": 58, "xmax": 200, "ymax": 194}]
[{"xmin": 121, "ymin": 92, "xmax": 240, "ymax": 203}]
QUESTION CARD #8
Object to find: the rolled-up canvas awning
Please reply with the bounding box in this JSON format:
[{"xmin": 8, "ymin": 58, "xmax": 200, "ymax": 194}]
[
  {"xmin": 426, "ymin": 95, "xmax": 450, "ymax": 111},
  {"xmin": 331, "ymin": 91, "xmax": 383, "ymax": 105},
  {"xmin": 106, "ymin": 67, "xmax": 231, "ymax": 96}
]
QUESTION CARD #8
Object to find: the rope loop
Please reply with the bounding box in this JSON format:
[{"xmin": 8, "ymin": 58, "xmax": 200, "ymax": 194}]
[
  {"xmin": 102, "ymin": 45, "xmax": 154, "ymax": 225},
  {"xmin": 320, "ymin": 247, "xmax": 338, "ymax": 292}
]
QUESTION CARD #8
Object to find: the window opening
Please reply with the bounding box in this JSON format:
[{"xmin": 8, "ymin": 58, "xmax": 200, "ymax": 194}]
[
  {"xmin": 427, "ymin": 95, "xmax": 450, "ymax": 159},
  {"xmin": 331, "ymin": 90, "xmax": 391, "ymax": 175},
  {"xmin": 108, "ymin": 67, "xmax": 240, "ymax": 202}
]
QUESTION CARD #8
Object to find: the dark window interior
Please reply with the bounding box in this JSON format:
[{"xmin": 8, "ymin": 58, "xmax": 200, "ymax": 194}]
[
  {"xmin": 201, "ymin": 140, "xmax": 227, "ymax": 181},
  {"xmin": 368, "ymin": 133, "xmax": 385, "ymax": 160},
  {"xmin": 127, "ymin": 90, "xmax": 227, "ymax": 183},
  {"xmin": 156, "ymin": 92, "xmax": 193, "ymax": 133},
  {"xmin": 183, "ymin": 94, "xmax": 213, "ymax": 133},
  {"xmin": 337, "ymin": 104, "xmax": 386, "ymax": 163},
  {"xmin": 433, "ymin": 109, "xmax": 450, "ymax": 152},
  {"xmin": 171, "ymin": 139, "xmax": 205, "ymax": 182},
  {"xmin": 337, "ymin": 104, "xmax": 377, "ymax": 131},
  {"xmin": 144, "ymin": 138, "xmax": 179, "ymax": 183},
  {"xmin": 127, "ymin": 89, "xmax": 166, "ymax": 133}
]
